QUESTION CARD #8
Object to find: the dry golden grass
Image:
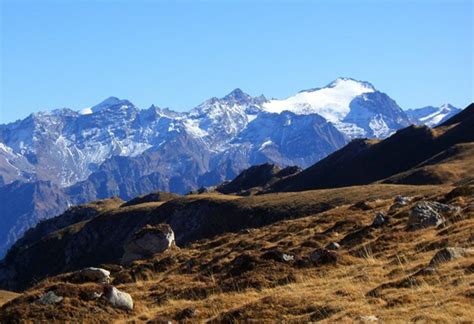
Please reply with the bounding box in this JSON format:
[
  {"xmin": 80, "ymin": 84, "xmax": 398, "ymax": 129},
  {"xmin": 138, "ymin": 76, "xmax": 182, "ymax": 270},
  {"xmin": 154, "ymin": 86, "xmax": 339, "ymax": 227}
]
[
  {"xmin": 1, "ymin": 184, "xmax": 473, "ymax": 323},
  {"xmin": 384, "ymin": 143, "xmax": 474, "ymax": 185},
  {"xmin": 0, "ymin": 290, "xmax": 19, "ymax": 308}
]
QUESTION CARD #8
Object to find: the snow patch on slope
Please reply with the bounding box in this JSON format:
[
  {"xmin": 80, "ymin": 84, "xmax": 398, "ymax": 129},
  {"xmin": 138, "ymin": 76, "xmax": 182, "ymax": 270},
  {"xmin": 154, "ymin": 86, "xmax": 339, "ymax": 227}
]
[
  {"xmin": 262, "ymin": 78, "xmax": 375, "ymax": 122},
  {"xmin": 183, "ymin": 119, "xmax": 208, "ymax": 138},
  {"xmin": 79, "ymin": 107, "xmax": 93, "ymax": 115},
  {"xmin": 332, "ymin": 121, "xmax": 366, "ymax": 139},
  {"xmin": 369, "ymin": 115, "xmax": 391, "ymax": 138},
  {"xmin": 419, "ymin": 104, "xmax": 456, "ymax": 126},
  {"xmin": 259, "ymin": 140, "xmax": 273, "ymax": 150}
]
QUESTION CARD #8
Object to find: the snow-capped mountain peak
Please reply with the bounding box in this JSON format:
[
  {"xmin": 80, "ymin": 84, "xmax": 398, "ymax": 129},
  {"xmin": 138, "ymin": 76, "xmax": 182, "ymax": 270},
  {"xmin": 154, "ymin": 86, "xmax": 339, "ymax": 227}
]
[
  {"xmin": 262, "ymin": 78, "xmax": 376, "ymax": 122},
  {"xmin": 439, "ymin": 103, "xmax": 455, "ymax": 111},
  {"xmin": 326, "ymin": 77, "xmax": 375, "ymax": 90},
  {"xmin": 406, "ymin": 103, "xmax": 461, "ymax": 127}
]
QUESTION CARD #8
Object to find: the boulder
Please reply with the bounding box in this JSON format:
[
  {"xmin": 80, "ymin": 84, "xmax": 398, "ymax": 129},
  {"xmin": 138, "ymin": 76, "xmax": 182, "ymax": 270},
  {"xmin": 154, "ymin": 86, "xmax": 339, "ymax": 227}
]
[
  {"xmin": 407, "ymin": 201, "xmax": 460, "ymax": 230},
  {"xmin": 389, "ymin": 195, "xmax": 412, "ymax": 211},
  {"xmin": 38, "ymin": 291, "xmax": 63, "ymax": 305},
  {"xmin": 105, "ymin": 286, "xmax": 133, "ymax": 311},
  {"xmin": 309, "ymin": 249, "xmax": 338, "ymax": 265},
  {"xmin": 371, "ymin": 213, "xmax": 388, "ymax": 227},
  {"xmin": 428, "ymin": 247, "xmax": 470, "ymax": 267},
  {"xmin": 122, "ymin": 224, "xmax": 175, "ymax": 264},
  {"xmin": 325, "ymin": 242, "xmax": 341, "ymax": 250},
  {"xmin": 351, "ymin": 201, "xmax": 373, "ymax": 211},
  {"xmin": 356, "ymin": 315, "xmax": 379, "ymax": 322},
  {"xmin": 395, "ymin": 195, "xmax": 411, "ymax": 205},
  {"xmin": 260, "ymin": 250, "xmax": 294, "ymax": 262},
  {"xmin": 72, "ymin": 267, "xmax": 110, "ymax": 283}
]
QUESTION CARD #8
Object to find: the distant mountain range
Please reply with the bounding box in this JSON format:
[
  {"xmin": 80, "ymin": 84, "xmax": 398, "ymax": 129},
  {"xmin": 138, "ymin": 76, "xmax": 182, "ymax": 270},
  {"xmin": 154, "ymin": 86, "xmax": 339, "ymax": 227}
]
[
  {"xmin": 268, "ymin": 104, "xmax": 473, "ymax": 193},
  {"xmin": 0, "ymin": 77, "xmax": 463, "ymax": 257},
  {"xmin": 1, "ymin": 102, "xmax": 472, "ymax": 294},
  {"xmin": 406, "ymin": 104, "xmax": 461, "ymax": 127}
]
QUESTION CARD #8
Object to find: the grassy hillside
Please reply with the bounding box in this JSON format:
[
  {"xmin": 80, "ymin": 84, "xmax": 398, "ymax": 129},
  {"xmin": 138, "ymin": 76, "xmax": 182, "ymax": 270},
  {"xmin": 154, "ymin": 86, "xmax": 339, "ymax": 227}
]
[
  {"xmin": 0, "ymin": 290, "xmax": 18, "ymax": 308},
  {"xmin": 0, "ymin": 184, "xmax": 450, "ymax": 291},
  {"xmin": 383, "ymin": 143, "xmax": 474, "ymax": 185},
  {"xmin": 1, "ymin": 183, "xmax": 473, "ymax": 322}
]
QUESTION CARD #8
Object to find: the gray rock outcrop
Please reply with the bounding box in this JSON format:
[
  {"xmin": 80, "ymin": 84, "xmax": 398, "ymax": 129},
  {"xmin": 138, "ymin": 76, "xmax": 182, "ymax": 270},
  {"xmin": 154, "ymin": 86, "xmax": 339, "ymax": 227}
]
[
  {"xmin": 38, "ymin": 291, "xmax": 63, "ymax": 305},
  {"xmin": 428, "ymin": 247, "xmax": 471, "ymax": 267},
  {"xmin": 122, "ymin": 224, "xmax": 175, "ymax": 264},
  {"xmin": 105, "ymin": 286, "xmax": 133, "ymax": 310},
  {"xmin": 407, "ymin": 201, "xmax": 460, "ymax": 230}
]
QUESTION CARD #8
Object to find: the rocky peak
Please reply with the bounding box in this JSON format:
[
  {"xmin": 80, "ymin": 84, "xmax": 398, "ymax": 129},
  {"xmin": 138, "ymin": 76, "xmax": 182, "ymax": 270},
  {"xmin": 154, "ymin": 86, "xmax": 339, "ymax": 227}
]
[
  {"xmin": 327, "ymin": 77, "xmax": 376, "ymax": 90},
  {"xmin": 91, "ymin": 97, "xmax": 134, "ymax": 113},
  {"xmin": 220, "ymin": 88, "xmax": 266, "ymax": 107}
]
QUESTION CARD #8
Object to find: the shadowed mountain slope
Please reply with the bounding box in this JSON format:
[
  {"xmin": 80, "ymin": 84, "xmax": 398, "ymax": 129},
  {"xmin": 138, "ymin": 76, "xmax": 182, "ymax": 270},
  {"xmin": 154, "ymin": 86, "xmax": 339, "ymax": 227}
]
[
  {"xmin": 382, "ymin": 143, "xmax": 474, "ymax": 185},
  {"xmin": 216, "ymin": 163, "xmax": 301, "ymax": 194},
  {"xmin": 268, "ymin": 103, "xmax": 473, "ymax": 192}
]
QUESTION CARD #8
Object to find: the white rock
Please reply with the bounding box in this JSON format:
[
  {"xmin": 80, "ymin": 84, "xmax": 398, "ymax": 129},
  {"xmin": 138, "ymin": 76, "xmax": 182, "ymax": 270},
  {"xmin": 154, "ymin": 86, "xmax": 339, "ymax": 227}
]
[
  {"xmin": 325, "ymin": 242, "xmax": 341, "ymax": 250},
  {"xmin": 38, "ymin": 291, "xmax": 63, "ymax": 305},
  {"xmin": 356, "ymin": 315, "xmax": 379, "ymax": 322},
  {"xmin": 105, "ymin": 286, "xmax": 133, "ymax": 311}
]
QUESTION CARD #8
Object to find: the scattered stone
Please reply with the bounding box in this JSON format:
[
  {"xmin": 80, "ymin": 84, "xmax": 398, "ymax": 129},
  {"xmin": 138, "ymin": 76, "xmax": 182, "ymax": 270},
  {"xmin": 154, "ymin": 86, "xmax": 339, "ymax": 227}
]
[
  {"xmin": 429, "ymin": 247, "xmax": 470, "ymax": 267},
  {"xmin": 261, "ymin": 250, "xmax": 294, "ymax": 262},
  {"xmin": 407, "ymin": 201, "xmax": 460, "ymax": 230},
  {"xmin": 122, "ymin": 224, "xmax": 175, "ymax": 264},
  {"xmin": 351, "ymin": 201, "xmax": 373, "ymax": 211},
  {"xmin": 229, "ymin": 253, "xmax": 257, "ymax": 276},
  {"xmin": 389, "ymin": 195, "xmax": 412, "ymax": 211},
  {"xmin": 239, "ymin": 228, "xmax": 257, "ymax": 235},
  {"xmin": 395, "ymin": 195, "xmax": 411, "ymax": 205},
  {"xmin": 105, "ymin": 286, "xmax": 133, "ymax": 311},
  {"xmin": 80, "ymin": 290, "xmax": 103, "ymax": 301},
  {"xmin": 414, "ymin": 266, "xmax": 437, "ymax": 276},
  {"xmin": 339, "ymin": 227, "xmax": 373, "ymax": 246},
  {"xmin": 38, "ymin": 291, "xmax": 63, "ymax": 305},
  {"xmin": 92, "ymin": 291, "xmax": 103, "ymax": 299},
  {"xmin": 325, "ymin": 242, "xmax": 341, "ymax": 250},
  {"xmin": 100, "ymin": 264, "xmax": 123, "ymax": 273},
  {"xmin": 72, "ymin": 267, "xmax": 110, "ymax": 283},
  {"xmin": 356, "ymin": 315, "xmax": 379, "ymax": 322},
  {"xmin": 371, "ymin": 212, "xmax": 388, "ymax": 227},
  {"xmin": 309, "ymin": 249, "xmax": 338, "ymax": 265},
  {"xmin": 192, "ymin": 186, "xmax": 215, "ymax": 194},
  {"xmin": 175, "ymin": 307, "xmax": 197, "ymax": 320}
]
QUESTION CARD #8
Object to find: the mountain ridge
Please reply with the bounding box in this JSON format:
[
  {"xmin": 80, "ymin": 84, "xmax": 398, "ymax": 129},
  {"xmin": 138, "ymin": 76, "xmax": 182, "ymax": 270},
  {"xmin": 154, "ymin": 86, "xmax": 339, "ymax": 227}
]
[{"xmin": 0, "ymin": 79, "xmax": 465, "ymax": 257}]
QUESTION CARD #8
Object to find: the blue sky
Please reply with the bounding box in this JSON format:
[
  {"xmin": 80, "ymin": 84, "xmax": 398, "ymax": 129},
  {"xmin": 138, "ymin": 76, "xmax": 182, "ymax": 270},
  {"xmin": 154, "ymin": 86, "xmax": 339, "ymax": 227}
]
[{"xmin": 0, "ymin": 0, "xmax": 472, "ymax": 123}]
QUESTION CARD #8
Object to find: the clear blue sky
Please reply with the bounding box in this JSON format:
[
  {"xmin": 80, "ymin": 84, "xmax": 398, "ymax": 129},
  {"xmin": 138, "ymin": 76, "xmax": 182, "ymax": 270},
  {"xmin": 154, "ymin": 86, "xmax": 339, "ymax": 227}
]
[{"xmin": 1, "ymin": 0, "xmax": 472, "ymax": 123}]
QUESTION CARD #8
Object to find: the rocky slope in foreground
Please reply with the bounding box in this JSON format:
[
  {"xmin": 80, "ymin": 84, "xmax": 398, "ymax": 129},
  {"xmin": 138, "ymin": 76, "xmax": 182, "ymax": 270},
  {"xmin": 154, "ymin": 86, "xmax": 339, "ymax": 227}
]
[{"xmin": 0, "ymin": 183, "xmax": 473, "ymax": 322}]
